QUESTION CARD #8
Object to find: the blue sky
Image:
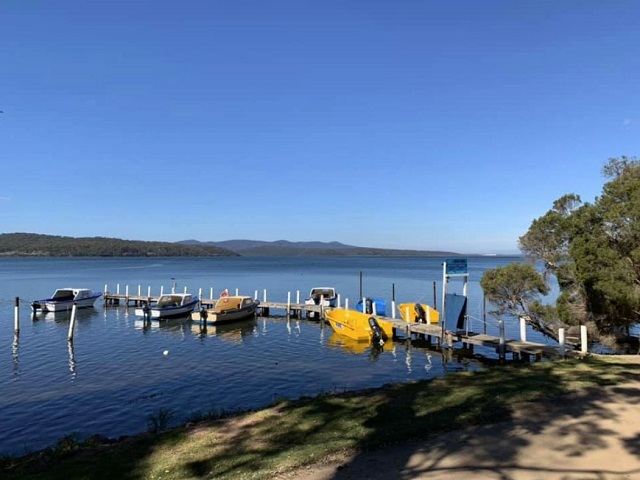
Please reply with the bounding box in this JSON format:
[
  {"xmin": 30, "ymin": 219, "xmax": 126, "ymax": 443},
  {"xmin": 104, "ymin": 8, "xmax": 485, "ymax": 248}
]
[{"xmin": 1, "ymin": 1, "xmax": 639, "ymax": 253}]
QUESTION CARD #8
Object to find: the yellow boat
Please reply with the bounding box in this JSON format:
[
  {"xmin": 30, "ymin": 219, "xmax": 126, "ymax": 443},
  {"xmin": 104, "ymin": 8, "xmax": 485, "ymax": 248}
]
[
  {"xmin": 325, "ymin": 308, "xmax": 394, "ymax": 342},
  {"xmin": 397, "ymin": 302, "xmax": 440, "ymax": 324}
]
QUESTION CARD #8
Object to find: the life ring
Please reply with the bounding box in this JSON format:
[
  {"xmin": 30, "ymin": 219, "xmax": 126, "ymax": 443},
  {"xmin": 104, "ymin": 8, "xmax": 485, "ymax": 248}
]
[{"xmin": 220, "ymin": 289, "xmax": 229, "ymax": 298}]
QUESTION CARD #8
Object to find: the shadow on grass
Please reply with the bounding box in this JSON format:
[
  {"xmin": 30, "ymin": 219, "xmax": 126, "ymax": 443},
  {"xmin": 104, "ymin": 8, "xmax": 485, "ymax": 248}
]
[
  {"xmin": 330, "ymin": 356, "xmax": 640, "ymax": 480},
  {"xmin": 2, "ymin": 356, "xmax": 640, "ymax": 479}
]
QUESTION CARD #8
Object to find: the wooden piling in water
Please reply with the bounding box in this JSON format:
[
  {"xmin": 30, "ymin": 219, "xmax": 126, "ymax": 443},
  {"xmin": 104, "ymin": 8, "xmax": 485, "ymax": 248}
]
[
  {"xmin": 14, "ymin": 297, "xmax": 19, "ymax": 335},
  {"xmin": 68, "ymin": 303, "xmax": 78, "ymax": 342},
  {"xmin": 520, "ymin": 317, "xmax": 527, "ymax": 342},
  {"xmin": 498, "ymin": 319, "xmax": 506, "ymax": 361}
]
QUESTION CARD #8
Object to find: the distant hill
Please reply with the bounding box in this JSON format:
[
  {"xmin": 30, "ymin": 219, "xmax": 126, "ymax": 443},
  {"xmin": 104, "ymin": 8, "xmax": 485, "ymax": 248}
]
[
  {"xmin": 179, "ymin": 239, "xmax": 458, "ymax": 257},
  {"xmin": 0, "ymin": 233, "xmax": 461, "ymax": 258},
  {"xmin": 0, "ymin": 233, "xmax": 238, "ymax": 257}
]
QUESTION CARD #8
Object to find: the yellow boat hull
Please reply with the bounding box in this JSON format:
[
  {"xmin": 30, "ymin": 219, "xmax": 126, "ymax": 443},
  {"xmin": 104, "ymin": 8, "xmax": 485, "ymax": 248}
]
[
  {"xmin": 397, "ymin": 303, "xmax": 440, "ymax": 324},
  {"xmin": 325, "ymin": 308, "xmax": 394, "ymax": 342}
]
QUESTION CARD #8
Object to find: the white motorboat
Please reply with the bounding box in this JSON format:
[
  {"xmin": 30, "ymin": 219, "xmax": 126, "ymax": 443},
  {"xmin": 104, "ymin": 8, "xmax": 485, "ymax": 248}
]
[
  {"xmin": 134, "ymin": 293, "xmax": 199, "ymax": 319},
  {"xmin": 304, "ymin": 287, "xmax": 337, "ymax": 319},
  {"xmin": 31, "ymin": 288, "xmax": 101, "ymax": 313},
  {"xmin": 304, "ymin": 287, "xmax": 337, "ymax": 308}
]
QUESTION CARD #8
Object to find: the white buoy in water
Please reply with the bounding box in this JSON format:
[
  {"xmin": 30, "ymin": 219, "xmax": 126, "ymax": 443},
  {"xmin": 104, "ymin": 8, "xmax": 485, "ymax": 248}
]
[{"xmin": 163, "ymin": 350, "xmax": 169, "ymax": 356}]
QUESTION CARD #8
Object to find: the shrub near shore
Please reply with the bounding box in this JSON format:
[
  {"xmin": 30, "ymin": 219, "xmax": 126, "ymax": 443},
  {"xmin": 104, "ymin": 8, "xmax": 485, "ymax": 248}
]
[{"xmin": 2, "ymin": 356, "xmax": 639, "ymax": 480}]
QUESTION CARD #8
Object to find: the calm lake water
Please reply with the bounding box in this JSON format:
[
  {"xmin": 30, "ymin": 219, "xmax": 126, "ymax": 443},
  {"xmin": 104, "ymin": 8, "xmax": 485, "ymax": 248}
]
[{"xmin": 0, "ymin": 255, "xmax": 543, "ymax": 456}]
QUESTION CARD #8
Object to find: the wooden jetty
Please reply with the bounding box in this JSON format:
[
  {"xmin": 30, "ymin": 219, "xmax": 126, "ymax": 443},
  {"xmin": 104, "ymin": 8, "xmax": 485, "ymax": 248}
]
[
  {"xmin": 102, "ymin": 285, "xmax": 326, "ymax": 317},
  {"xmin": 101, "ymin": 284, "xmax": 579, "ymax": 360},
  {"xmin": 378, "ymin": 317, "xmax": 567, "ymax": 360}
]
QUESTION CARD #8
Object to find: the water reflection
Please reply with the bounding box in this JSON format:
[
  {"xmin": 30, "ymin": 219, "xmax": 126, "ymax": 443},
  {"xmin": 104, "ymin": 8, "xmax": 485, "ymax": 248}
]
[
  {"xmin": 134, "ymin": 317, "xmax": 191, "ymax": 336},
  {"xmin": 12, "ymin": 335, "xmax": 19, "ymax": 376},
  {"xmin": 326, "ymin": 332, "xmax": 394, "ymax": 363},
  {"xmin": 190, "ymin": 319, "xmax": 258, "ymax": 345},
  {"xmin": 285, "ymin": 317, "xmax": 301, "ymax": 338},
  {"xmin": 32, "ymin": 308, "xmax": 101, "ymax": 324},
  {"xmin": 405, "ymin": 342, "xmax": 412, "ymax": 372},
  {"xmin": 425, "ymin": 352, "xmax": 433, "ymax": 373},
  {"xmin": 68, "ymin": 341, "xmax": 77, "ymax": 380}
]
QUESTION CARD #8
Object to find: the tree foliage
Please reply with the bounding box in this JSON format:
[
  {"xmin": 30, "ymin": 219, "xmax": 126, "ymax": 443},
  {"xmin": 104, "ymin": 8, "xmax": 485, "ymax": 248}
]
[
  {"xmin": 479, "ymin": 262, "xmax": 558, "ymax": 338},
  {"xmin": 482, "ymin": 156, "xmax": 640, "ymax": 339}
]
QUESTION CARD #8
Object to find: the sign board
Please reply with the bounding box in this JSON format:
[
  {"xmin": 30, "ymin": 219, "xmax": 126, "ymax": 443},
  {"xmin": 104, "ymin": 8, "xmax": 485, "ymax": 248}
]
[{"xmin": 445, "ymin": 258, "xmax": 467, "ymax": 275}]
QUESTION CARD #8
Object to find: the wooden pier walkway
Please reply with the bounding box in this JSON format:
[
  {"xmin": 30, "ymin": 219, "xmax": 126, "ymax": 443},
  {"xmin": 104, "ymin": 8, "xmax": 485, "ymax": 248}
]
[
  {"xmin": 380, "ymin": 317, "xmax": 565, "ymax": 360},
  {"xmin": 103, "ymin": 292, "xmax": 325, "ymax": 316},
  {"xmin": 103, "ymin": 286, "xmax": 571, "ymax": 360}
]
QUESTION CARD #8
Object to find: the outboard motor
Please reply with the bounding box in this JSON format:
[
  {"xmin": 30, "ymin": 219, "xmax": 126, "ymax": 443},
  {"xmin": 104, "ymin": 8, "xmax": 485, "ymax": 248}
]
[
  {"xmin": 414, "ymin": 303, "xmax": 426, "ymax": 323},
  {"xmin": 199, "ymin": 306, "xmax": 208, "ymax": 321},
  {"xmin": 368, "ymin": 316, "xmax": 386, "ymax": 345},
  {"xmin": 142, "ymin": 302, "xmax": 151, "ymax": 321},
  {"xmin": 368, "ymin": 316, "xmax": 382, "ymax": 343}
]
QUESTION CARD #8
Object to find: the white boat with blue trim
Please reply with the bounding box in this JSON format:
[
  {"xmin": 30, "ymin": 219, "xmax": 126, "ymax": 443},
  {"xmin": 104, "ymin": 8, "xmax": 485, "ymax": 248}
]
[
  {"xmin": 31, "ymin": 288, "xmax": 102, "ymax": 313},
  {"xmin": 134, "ymin": 293, "xmax": 199, "ymax": 319}
]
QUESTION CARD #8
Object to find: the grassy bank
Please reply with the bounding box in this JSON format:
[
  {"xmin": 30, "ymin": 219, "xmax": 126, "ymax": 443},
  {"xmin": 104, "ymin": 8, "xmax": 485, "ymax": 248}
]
[{"xmin": 3, "ymin": 356, "xmax": 639, "ymax": 480}]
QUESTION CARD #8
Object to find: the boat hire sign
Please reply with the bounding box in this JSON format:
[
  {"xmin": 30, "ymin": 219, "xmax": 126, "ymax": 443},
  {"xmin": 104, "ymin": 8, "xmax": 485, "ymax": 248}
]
[{"xmin": 445, "ymin": 258, "xmax": 467, "ymax": 275}]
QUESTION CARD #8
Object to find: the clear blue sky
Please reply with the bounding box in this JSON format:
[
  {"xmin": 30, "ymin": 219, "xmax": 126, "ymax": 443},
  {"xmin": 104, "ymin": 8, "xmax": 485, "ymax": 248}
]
[{"xmin": 1, "ymin": 1, "xmax": 639, "ymax": 253}]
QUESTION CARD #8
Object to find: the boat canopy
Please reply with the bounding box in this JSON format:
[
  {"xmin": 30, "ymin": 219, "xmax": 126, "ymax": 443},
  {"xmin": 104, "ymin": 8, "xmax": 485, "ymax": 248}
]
[{"xmin": 309, "ymin": 287, "xmax": 336, "ymax": 297}]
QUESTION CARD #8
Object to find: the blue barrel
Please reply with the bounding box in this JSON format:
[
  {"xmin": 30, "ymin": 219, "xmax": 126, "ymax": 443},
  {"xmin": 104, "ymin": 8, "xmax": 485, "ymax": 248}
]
[{"xmin": 356, "ymin": 297, "xmax": 386, "ymax": 316}]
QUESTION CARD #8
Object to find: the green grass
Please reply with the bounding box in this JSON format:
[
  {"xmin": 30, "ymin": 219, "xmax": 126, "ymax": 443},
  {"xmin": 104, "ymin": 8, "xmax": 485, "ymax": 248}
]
[{"xmin": 2, "ymin": 356, "xmax": 639, "ymax": 480}]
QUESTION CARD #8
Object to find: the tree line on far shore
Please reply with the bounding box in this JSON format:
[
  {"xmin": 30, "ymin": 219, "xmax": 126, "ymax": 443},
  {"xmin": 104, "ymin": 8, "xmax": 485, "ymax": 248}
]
[
  {"xmin": 0, "ymin": 233, "xmax": 238, "ymax": 257},
  {"xmin": 482, "ymin": 156, "xmax": 640, "ymax": 346}
]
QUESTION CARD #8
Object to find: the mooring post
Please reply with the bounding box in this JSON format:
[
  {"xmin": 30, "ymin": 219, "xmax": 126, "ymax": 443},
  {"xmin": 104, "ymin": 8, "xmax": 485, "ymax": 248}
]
[
  {"xmin": 391, "ymin": 283, "xmax": 396, "ymax": 319},
  {"xmin": 254, "ymin": 289, "xmax": 258, "ymax": 300},
  {"xmin": 483, "ymin": 294, "xmax": 487, "ymax": 334},
  {"xmin": 580, "ymin": 325, "xmax": 588, "ymax": 354},
  {"xmin": 263, "ymin": 289, "xmax": 267, "ymax": 303},
  {"xmin": 287, "ymin": 292, "xmax": 291, "ymax": 315},
  {"xmin": 138, "ymin": 285, "xmax": 142, "ymax": 296},
  {"xmin": 235, "ymin": 288, "xmax": 239, "ymax": 296},
  {"xmin": 125, "ymin": 285, "xmax": 129, "ymax": 302},
  {"xmin": 14, "ymin": 297, "xmax": 19, "ymax": 335},
  {"xmin": 499, "ymin": 319, "xmax": 506, "ymax": 361},
  {"xmin": 116, "ymin": 283, "xmax": 120, "ymax": 295},
  {"xmin": 558, "ymin": 327, "xmax": 566, "ymax": 358},
  {"xmin": 296, "ymin": 290, "xmax": 300, "ymax": 304},
  {"xmin": 184, "ymin": 286, "xmax": 188, "ymax": 294},
  {"xmin": 210, "ymin": 287, "xmax": 214, "ymax": 300},
  {"xmin": 337, "ymin": 293, "xmax": 341, "ymax": 308},
  {"xmin": 144, "ymin": 298, "xmax": 151, "ymax": 324},
  {"xmin": 160, "ymin": 286, "xmax": 164, "ymax": 296},
  {"xmin": 68, "ymin": 303, "xmax": 78, "ymax": 342},
  {"xmin": 147, "ymin": 286, "xmax": 152, "ymax": 297},
  {"xmin": 345, "ymin": 298, "xmax": 349, "ymax": 310},
  {"xmin": 519, "ymin": 317, "xmax": 527, "ymax": 342},
  {"xmin": 433, "ymin": 281, "xmax": 437, "ymax": 310}
]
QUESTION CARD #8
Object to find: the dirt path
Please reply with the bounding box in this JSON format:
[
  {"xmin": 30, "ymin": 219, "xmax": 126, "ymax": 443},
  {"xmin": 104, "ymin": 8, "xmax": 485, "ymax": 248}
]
[{"xmin": 280, "ymin": 358, "xmax": 640, "ymax": 480}]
